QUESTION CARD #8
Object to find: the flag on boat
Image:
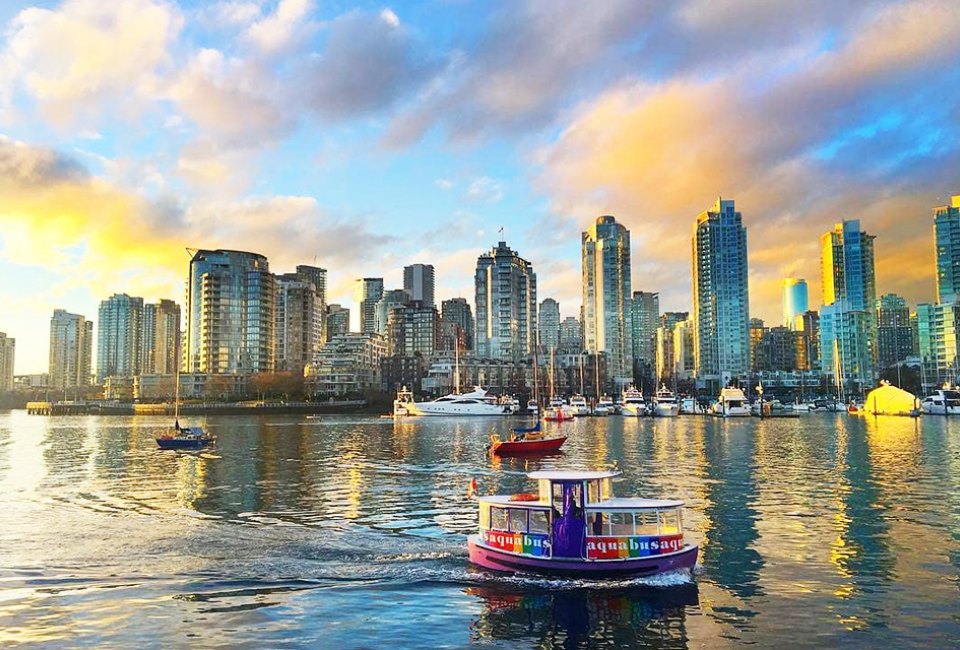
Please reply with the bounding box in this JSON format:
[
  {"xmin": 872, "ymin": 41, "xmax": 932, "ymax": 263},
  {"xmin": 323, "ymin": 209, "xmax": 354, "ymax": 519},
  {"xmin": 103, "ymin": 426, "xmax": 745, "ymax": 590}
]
[{"xmin": 467, "ymin": 478, "xmax": 478, "ymax": 499}]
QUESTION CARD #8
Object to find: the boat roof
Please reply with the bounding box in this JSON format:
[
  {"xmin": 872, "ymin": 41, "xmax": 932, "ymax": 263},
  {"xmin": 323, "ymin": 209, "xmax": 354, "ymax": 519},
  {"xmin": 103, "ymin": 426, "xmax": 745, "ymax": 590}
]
[
  {"xmin": 527, "ymin": 470, "xmax": 621, "ymax": 480},
  {"xmin": 479, "ymin": 495, "xmax": 683, "ymax": 509}
]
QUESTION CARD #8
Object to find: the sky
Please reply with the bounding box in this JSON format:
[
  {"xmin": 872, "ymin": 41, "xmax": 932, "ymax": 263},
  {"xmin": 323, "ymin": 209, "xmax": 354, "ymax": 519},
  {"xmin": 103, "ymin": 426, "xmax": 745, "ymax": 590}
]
[{"xmin": 1, "ymin": 0, "xmax": 959, "ymax": 373}]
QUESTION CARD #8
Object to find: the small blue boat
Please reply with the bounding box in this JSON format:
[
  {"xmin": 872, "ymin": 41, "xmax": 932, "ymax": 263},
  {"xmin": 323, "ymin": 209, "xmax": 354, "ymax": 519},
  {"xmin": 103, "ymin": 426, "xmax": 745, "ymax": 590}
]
[{"xmin": 156, "ymin": 421, "xmax": 214, "ymax": 449}]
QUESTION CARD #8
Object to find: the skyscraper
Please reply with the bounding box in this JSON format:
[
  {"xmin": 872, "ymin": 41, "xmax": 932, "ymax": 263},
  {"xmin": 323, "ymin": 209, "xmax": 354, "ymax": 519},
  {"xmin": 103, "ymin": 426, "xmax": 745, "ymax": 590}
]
[
  {"xmin": 475, "ymin": 241, "xmax": 537, "ymax": 362},
  {"xmin": 631, "ymin": 291, "xmax": 659, "ymax": 380},
  {"xmin": 386, "ymin": 301, "xmax": 439, "ymax": 358},
  {"xmin": 403, "ymin": 264, "xmax": 435, "ymax": 308},
  {"xmin": 875, "ymin": 293, "xmax": 914, "ymax": 369},
  {"xmin": 0, "ymin": 332, "xmax": 14, "ymax": 391},
  {"xmin": 539, "ymin": 298, "xmax": 561, "ymax": 350},
  {"xmin": 296, "ymin": 265, "xmax": 327, "ymax": 342},
  {"xmin": 275, "ymin": 274, "xmax": 323, "ymax": 375},
  {"xmin": 934, "ymin": 195, "xmax": 960, "ymax": 304},
  {"xmin": 376, "ymin": 289, "xmax": 410, "ymax": 334},
  {"xmin": 559, "ymin": 317, "xmax": 583, "ymax": 353},
  {"xmin": 440, "ymin": 298, "xmax": 474, "ymax": 350},
  {"xmin": 820, "ymin": 220, "xmax": 877, "ymax": 384},
  {"xmin": 782, "ymin": 278, "xmax": 808, "ymax": 329},
  {"xmin": 355, "ymin": 278, "xmax": 384, "ymax": 334},
  {"xmin": 186, "ymin": 249, "xmax": 276, "ymax": 374},
  {"xmin": 582, "ymin": 216, "xmax": 633, "ymax": 387},
  {"xmin": 143, "ymin": 299, "xmax": 181, "ymax": 375},
  {"xmin": 49, "ymin": 309, "xmax": 93, "ymax": 389},
  {"xmin": 326, "ymin": 304, "xmax": 351, "ymax": 339},
  {"xmin": 97, "ymin": 293, "xmax": 145, "ymax": 382},
  {"xmin": 691, "ymin": 198, "xmax": 750, "ymax": 385},
  {"xmin": 655, "ymin": 312, "xmax": 689, "ymax": 383}
]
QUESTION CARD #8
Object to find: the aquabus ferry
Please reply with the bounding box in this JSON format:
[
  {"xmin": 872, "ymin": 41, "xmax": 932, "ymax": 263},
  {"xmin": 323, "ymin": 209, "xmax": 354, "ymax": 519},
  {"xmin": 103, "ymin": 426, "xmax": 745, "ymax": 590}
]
[{"xmin": 467, "ymin": 470, "xmax": 698, "ymax": 578}]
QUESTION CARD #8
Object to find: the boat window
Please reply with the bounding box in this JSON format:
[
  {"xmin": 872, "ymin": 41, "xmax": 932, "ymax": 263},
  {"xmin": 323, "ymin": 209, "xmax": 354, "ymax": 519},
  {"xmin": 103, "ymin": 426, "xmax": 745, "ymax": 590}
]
[
  {"xmin": 529, "ymin": 510, "xmax": 549, "ymax": 534},
  {"xmin": 491, "ymin": 506, "xmax": 508, "ymax": 531},
  {"xmin": 609, "ymin": 512, "xmax": 633, "ymax": 536},
  {"xmin": 659, "ymin": 510, "xmax": 680, "ymax": 535},
  {"xmin": 587, "ymin": 480, "xmax": 600, "ymax": 504},
  {"xmin": 552, "ymin": 482, "xmax": 563, "ymax": 505},
  {"xmin": 508, "ymin": 508, "xmax": 528, "ymax": 533},
  {"xmin": 635, "ymin": 511, "xmax": 659, "ymax": 536},
  {"xmin": 601, "ymin": 479, "xmax": 612, "ymax": 499},
  {"xmin": 590, "ymin": 511, "xmax": 607, "ymax": 535},
  {"xmin": 480, "ymin": 504, "xmax": 490, "ymax": 530}
]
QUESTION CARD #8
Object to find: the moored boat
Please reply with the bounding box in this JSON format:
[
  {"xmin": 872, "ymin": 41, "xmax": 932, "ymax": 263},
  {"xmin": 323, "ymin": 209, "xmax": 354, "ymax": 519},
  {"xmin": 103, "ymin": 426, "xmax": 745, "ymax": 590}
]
[
  {"xmin": 403, "ymin": 386, "xmax": 512, "ymax": 416},
  {"xmin": 920, "ymin": 387, "xmax": 960, "ymax": 415},
  {"xmin": 710, "ymin": 385, "xmax": 750, "ymax": 417},
  {"xmin": 489, "ymin": 423, "xmax": 566, "ymax": 455},
  {"xmin": 467, "ymin": 470, "xmax": 698, "ymax": 577},
  {"xmin": 620, "ymin": 386, "xmax": 647, "ymax": 417},
  {"xmin": 569, "ymin": 394, "xmax": 590, "ymax": 416},
  {"xmin": 393, "ymin": 385, "xmax": 414, "ymax": 416},
  {"xmin": 593, "ymin": 395, "xmax": 614, "ymax": 416},
  {"xmin": 653, "ymin": 385, "xmax": 680, "ymax": 417}
]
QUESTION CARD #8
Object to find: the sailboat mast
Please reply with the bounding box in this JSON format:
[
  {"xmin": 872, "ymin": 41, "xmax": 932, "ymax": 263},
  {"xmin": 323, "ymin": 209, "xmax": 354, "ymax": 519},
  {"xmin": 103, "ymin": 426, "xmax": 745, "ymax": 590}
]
[
  {"xmin": 579, "ymin": 353, "xmax": 584, "ymax": 395},
  {"xmin": 454, "ymin": 338, "xmax": 461, "ymax": 394},
  {"xmin": 549, "ymin": 347, "xmax": 555, "ymax": 401}
]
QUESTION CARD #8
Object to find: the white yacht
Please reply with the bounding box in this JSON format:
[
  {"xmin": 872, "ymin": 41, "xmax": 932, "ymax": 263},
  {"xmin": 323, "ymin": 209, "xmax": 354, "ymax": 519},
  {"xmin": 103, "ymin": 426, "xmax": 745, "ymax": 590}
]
[
  {"xmin": 393, "ymin": 385, "xmax": 414, "ymax": 416},
  {"xmin": 593, "ymin": 394, "xmax": 614, "ymax": 416},
  {"xmin": 711, "ymin": 385, "xmax": 751, "ymax": 417},
  {"xmin": 403, "ymin": 386, "xmax": 512, "ymax": 416},
  {"xmin": 527, "ymin": 399, "xmax": 539, "ymax": 415},
  {"xmin": 921, "ymin": 387, "xmax": 960, "ymax": 415},
  {"xmin": 653, "ymin": 385, "xmax": 680, "ymax": 417},
  {"xmin": 569, "ymin": 394, "xmax": 590, "ymax": 416},
  {"xmin": 680, "ymin": 396, "xmax": 700, "ymax": 415},
  {"xmin": 548, "ymin": 396, "xmax": 576, "ymax": 419},
  {"xmin": 620, "ymin": 386, "xmax": 647, "ymax": 416}
]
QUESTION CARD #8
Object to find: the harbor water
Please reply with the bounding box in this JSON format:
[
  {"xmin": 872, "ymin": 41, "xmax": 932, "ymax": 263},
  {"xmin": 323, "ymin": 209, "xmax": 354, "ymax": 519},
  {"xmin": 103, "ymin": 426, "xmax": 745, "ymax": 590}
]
[{"xmin": 1, "ymin": 411, "xmax": 959, "ymax": 648}]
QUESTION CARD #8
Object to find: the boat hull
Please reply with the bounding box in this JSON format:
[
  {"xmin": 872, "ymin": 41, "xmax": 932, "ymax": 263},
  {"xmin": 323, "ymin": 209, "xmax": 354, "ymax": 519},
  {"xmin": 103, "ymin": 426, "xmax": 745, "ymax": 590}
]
[
  {"xmin": 492, "ymin": 436, "xmax": 566, "ymax": 455},
  {"xmin": 467, "ymin": 536, "xmax": 698, "ymax": 578},
  {"xmin": 621, "ymin": 404, "xmax": 646, "ymax": 417},
  {"xmin": 654, "ymin": 404, "xmax": 680, "ymax": 417},
  {"xmin": 156, "ymin": 437, "xmax": 213, "ymax": 450},
  {"xmin": 404, "ymin": 404, "xmax": 509, "ymax": 416}
]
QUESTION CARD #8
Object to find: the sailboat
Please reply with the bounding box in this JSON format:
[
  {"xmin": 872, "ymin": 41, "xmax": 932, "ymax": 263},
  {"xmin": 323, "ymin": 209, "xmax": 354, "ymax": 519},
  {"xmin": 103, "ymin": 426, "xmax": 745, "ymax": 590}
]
[
  {"xmin": 403, "ymin": 340, "xmax": 510, "ymax": 416},
  {"xmin": 156, "ymin": 366, "xmax": 213, "ymax": 449}
]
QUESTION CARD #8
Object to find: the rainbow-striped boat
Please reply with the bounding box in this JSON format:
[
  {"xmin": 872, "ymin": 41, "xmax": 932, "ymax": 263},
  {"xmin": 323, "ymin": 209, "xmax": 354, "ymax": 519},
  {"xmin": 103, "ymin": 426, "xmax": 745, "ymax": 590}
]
[{"xmin": 467, "ymin": 470, "xmax": 698, "ymax": 578}]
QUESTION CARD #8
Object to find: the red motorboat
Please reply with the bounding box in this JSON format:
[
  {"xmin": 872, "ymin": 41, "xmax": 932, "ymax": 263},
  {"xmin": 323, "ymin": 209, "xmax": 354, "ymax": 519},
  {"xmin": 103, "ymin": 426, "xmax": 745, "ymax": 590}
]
[{"xmin": 489, "ymin": 432, "xmax": 566, "ymax": 455}]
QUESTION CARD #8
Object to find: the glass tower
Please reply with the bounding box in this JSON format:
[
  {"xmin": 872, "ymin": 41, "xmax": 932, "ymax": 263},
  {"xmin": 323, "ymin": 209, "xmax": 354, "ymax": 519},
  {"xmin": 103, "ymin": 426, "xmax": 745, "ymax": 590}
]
[
  {"xmin": 582, "ymin": 215, "xmax": 633, "ymax": 387},
  {"xmin": 403, "ymin": 264, "xmax": 435, "ymax": 308},
  {"xmin": 355, "ymin": 278, "xmax": 384, "ymax": 334},
  {"xmin": 474, "ymin": 241, "xmax": 537, "ymax": 362},
  {"xmin": 691, "ymin": 198, "xmax": 750, "ymax": 385},
  {"xmin": 49, "ymin": 309, "xmax": 93, "ymax": 389},
  {"xmin": 538, "ymin": 298, "xmax": 561, "ymax": 350},
  {"xmin": 782, "ymin": 278, "xmax": 808, "ymax": 329},
  {"xmin": 935, "ymin": 196, "xmax": 960, "ymax": 304},
  {"xmin": 97, "ymin": 293, "xmax": 145, "ymax": 381}
]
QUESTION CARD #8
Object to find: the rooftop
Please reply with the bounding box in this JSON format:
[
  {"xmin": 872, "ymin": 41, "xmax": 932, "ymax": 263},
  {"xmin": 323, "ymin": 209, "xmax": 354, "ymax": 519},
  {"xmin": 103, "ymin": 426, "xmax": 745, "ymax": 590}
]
[{"xmin": 527, "ymin": 469, "xmax": 621, "ymax": 481}]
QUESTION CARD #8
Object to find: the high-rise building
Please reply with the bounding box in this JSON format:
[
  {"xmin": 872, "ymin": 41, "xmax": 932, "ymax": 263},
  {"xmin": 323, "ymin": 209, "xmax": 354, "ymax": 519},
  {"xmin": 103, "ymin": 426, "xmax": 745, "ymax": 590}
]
[
  {"xmin": 876, "ymin": 293, "xmax": 914, "ymax": 369},
  {"xmin": 440, "ymin": 298, "xmax": 474, "ymax": 350},
  {"xmin": 796, "ymin": 310, "xmax": 820, "ymax": 371},
  {"xmin": 295, "ymin": 265, "xmax": 328, "ymax": 342},
  {"xmin": 386, "ymin": 301, "xmax": 439, "ymax": 358},
  {"xmin": 376, "ymin": 289, "xmax": 410, "ymax": 334},
  {"xmin": 559, "ymin": 316, "xmax": 583, "ymax": 353},
  {"xmin": 582, "ymin": 215, "xmax": 634, "ymax": 387},
  {"xmin": 819, "ymin": 301, "xmax": 873, "ymax": 394},
  {"xmin": 186, "ymin": 249, "xmax": 276, "ymax": 374},
  {"xmin": 49, "ymin": 309, "xmax": 93, "ymax": 389},
  {"xmin": 326, "ymin": 304, "xmax": 350, "ymax": 339},
  {"xmin": 915, "ymin": 302, "xmax": 960, "ymax": 389},
  {"xmin": 820, "ymin": 220, "xmax": 877, "ymax": 383},
  {"xmin": 403, "ymin": 264, "xmax": 435, "ymax": 308},
  {"xmin": 934, "ymin": 195, "xmax": 960, "ymax": 304},
  {"xmin": 275, "ymin": 274, "xmax": 323, "ymax": 375},
  {"xmin": 0, "ymin": 332, "xmax": 14, "ymax": 391},
  {"xmin": 782, "ymin": 278, "xmax": 809, "ymax": 329},
  {"xmin": 475, "ymin": 241, "xmax": 537, "ymax": 362},
  {"xmin": 692, "ymin": 198, "xmax": 750, "ymax": 386},
  {"xmin": 631, "ymin": 291, "xmax": 659, "ymax": 372},
  {"xmin": 655, "ymin": 312, "xmax": 688, "ymax": 383},
  {"xmin": 355, "ymin": 278, "xmax": 384, "ymax": 334},
  {"xmin": 755, "ymin": 326, "xmax": 797, "ymax": 371},
  {"xmin": 673, "ymin": 319, "xmax": 695, "ymax": 381},
  {"xmin": 539, "ymin": 298, "xmax": 561, "ymax": 350},
  {"xmin": 97, "ymin": 293, "xmax": 144, "ymax": 382},
  {"xmin": 748, "ymin": 318, "xmax": 767, "ymax": 372},
  {"xmin": 143, "ymin": 299, "xmax": 181, "ymax": 375}
]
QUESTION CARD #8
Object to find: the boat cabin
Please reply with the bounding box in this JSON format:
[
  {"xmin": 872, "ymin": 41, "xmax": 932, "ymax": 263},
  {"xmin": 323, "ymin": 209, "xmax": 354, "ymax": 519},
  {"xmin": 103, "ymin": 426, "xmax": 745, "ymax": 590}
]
[{"xmin": 476, "ymin": 470, "xmax": 686, "ymax": 561}]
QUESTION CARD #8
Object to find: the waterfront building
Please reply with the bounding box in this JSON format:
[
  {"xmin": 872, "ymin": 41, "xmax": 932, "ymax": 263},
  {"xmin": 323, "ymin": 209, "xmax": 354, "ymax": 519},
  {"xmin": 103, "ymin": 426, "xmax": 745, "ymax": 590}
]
[
  {"xmin": 386, "ymin": 301, "xmax": 439, "ymax": 358},
  {"xmin": 440, "ymin": 298, "xmax": 474, "ymax": 350},
  {"xmin": 185, "ymin": 249, "xmax": 276, "ymax": 375},
  {"xmin": 782, "ymin": 278, "xmax": 809, "ymax": 329},
  {"xmin": 691, "ymin": 198, "xmax": 750, "ymax": 388},
  {"xmin": 876, "ymin": 294, "xmax": 914, "ymax": 370},
  {"xmin": 934, "ymin": 196, "xmax": 960, "ymax": 304},
  {"xmin": 381, "ymin": 355, "xmax": 424, "ymax": 395},
  {"xmin": 582, "ymin": 216, "xmax": 633, "ymax": 388},
  {"xmin": 672, "ymin": 319, "xmax": 695, "ymax": 382},
  {"xmin": 403, "ymin": 264, "xmax": 435, "ymax": 308},
  {"xmin": 421, "ymin": 352, "xmax": 539, "ymax": 398},
  {"xmin": 796, "ymin": 310, "xmax": 820, "ymax": 371},
  {"xmin": 915, "ymin": 302, "xmax": 960, "ymax": 389},
  {"xmin": 97, "ymin": 293, "xmax": 144, "ymax": 382},
  {"xmin": 0, "ymin": 332, "xmax": 14, "ymax": 391},
  {"xmin": 438, "ymin": 320, "xmax": 466, "ymax": 353},
  {"xmin": 749, "ymin": 318, "xmax": 767, "ymax": 372},
  {"xmin": 539, "ymin": 298, "xmax": 561, "ymax": 351},
  {"xmin": 275, "ymin": 274, "xmax": 323, "ymax": 375},
  {"xmin": 375, "ymin": 289, "xmax": 410, "ymax": 335},
  {"xmin": 355, "ymin": 278, "xmax": 384, "ymax": 334},
  {"xmin": 631, "ymin": 291, "xmax": 659, "ymax": 381},
  {"xmin": 326, "ymin": 304, "xmax": 351, "ymax": 339},
  {"xmin": 559, "ymin": 317, "xmax": 583, "ymax": 353},
  {"xmin": 49, "ymin": 309, "xmax": 93, "ymax": 389},
  {"xmin": 819, "ymin": 300, "xmax": 873, "ymax": 395},
  {"xmin": 820, "ymin": 220, "xmax": 877, "ymax": 383},
  {"xmin": 755, "ymin": 326, "xmax": 797, "ymax": 372},
  {"xmin": 143, "ymin": 299, "xmax": 181, "ymax": 375},
  {"xmin": 475, "ymin": 241, "xmax": 537, "ymax": 362},
  {"xmin": 655, "ymin": 312, "xmax": 689, "ymax": 384},
  {"xmin": 306, "ymin": 332, "xmax": 386, "ymax": 396}
]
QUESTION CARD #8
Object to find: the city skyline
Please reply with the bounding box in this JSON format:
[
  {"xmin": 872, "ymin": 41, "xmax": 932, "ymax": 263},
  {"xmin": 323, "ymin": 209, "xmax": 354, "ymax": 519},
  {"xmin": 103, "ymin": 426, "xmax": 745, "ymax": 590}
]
[{"xmin": 2, "ymin": 1, "xmax": 960, "ymax": 372}]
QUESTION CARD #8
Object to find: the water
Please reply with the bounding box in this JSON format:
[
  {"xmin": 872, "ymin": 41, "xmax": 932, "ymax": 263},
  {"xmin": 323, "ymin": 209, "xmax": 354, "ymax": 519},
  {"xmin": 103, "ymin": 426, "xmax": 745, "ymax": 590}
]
[{"xmin": 1, "ymin": 411, "xmax": 959, "ymax": 648}]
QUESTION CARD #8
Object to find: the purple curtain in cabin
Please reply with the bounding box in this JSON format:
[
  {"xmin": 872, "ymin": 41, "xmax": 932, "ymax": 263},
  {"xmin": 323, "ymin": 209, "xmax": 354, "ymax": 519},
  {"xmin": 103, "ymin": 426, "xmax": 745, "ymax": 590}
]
[{"xmin": 551, "ymin": 482, "xmax": 585, "ymax": 558}]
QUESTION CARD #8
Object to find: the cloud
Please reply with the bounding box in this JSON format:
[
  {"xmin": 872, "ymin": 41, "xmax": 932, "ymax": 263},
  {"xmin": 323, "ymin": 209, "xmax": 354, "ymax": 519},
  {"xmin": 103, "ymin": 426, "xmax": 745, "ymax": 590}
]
[
  {"xmin": 303, "ymin": 9, "xmax": 440, "ymax": 121},
  {"xmin": 464, "ymin": 177, "xmax": 503, "ymax": 203},
  {"xmin": 245, "ymin": 0, "xmax": 314, "ymax": 54},
  {"xmin": 1, "ymin": 0, "xmax": 183, "ymax": 128},
  {"xmin": 536, "ymin": 0, "xmax": 960, "ymax": 319}
]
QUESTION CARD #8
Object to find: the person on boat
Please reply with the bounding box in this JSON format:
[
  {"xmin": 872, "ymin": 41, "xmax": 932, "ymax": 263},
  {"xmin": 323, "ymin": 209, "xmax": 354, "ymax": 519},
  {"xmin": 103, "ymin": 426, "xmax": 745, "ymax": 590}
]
[{"xmin": 174, "ymin": 419, "xmax": 181, "ymax": 432}]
